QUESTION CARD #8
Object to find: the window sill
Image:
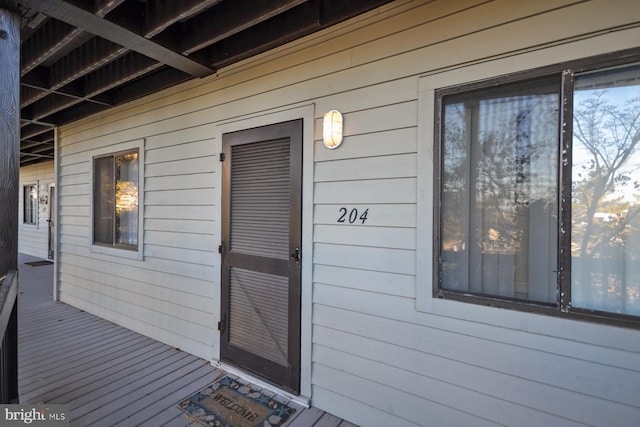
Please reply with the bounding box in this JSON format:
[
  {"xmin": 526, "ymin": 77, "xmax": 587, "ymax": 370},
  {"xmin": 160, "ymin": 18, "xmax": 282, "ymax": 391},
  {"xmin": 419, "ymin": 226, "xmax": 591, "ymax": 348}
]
[
  {"xmin": 426, "ymin": 290, "xmax": 640, "ymax": 330},
  {"xmin": 90, "ymin": 243, "xmax": 144, "ymax": 261}
]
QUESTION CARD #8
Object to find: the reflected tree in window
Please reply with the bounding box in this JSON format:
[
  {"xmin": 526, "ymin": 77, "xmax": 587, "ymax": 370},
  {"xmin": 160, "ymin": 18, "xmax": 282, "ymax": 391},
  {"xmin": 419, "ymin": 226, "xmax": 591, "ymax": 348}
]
[
  {"xmin": 572, "ymin": 68, "xmax": 640, "ymax": 315},
  {"xmin": 437, "ymin": 59, "xmax": 640, "ymax": 323}
]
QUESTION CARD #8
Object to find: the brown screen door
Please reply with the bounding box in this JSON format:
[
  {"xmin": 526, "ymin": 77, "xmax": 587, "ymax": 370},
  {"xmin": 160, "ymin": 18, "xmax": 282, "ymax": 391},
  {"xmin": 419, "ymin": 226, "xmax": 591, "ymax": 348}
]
[
  {"xmin": 220, "ymin": 119, "xmax": 302, "ymax": 393},
  {"xmin": 48, "ymin": 185, "xmax": 56, "ymax": 260}
]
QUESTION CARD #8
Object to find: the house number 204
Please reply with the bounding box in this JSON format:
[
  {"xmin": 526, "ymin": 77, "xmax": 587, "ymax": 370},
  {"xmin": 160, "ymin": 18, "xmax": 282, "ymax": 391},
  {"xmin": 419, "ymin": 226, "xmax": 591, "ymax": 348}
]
[{"xmin": 337, "ymin": 207, "xmax": 369, "ymax": 224}]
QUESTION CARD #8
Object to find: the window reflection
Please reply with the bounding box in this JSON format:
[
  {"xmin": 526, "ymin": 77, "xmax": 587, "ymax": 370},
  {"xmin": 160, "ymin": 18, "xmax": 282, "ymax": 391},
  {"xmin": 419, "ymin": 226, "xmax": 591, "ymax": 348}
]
[
  {"xmin": 24, "ymin": 185, "xmax": 38, "ymax": 225},
  {"xmin": 572, "ymin": 64, "xmax": 640, "ymax": 315},
  {"xmin": 93, "ymin": 150, "xmax": 138, "ymax": 249},
  {"xmin": 115, "ymin": 152, "xmax": 139, "ymax": 247},
  {"xmin": 441, "ymin": 79, "xmax": 559, "ymax": 303}
]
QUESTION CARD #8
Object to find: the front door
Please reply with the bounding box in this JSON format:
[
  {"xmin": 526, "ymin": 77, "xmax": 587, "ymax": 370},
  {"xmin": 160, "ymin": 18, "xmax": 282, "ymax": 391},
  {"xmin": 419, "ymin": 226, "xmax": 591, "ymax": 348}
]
[
  {"xmin": 220, "ymin": 119, "xmax": 302, "ymax": 393},
  {"xmin": 48, "ymin": 185, "xmax": 56, "ymax": 260}
]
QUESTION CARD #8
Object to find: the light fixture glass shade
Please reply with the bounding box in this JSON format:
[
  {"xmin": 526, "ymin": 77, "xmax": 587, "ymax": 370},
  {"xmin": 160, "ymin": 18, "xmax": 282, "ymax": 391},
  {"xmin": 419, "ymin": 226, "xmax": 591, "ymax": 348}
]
[{"xmin": 323, "ymin": 110, "xmax": 343, "ymax": 149}]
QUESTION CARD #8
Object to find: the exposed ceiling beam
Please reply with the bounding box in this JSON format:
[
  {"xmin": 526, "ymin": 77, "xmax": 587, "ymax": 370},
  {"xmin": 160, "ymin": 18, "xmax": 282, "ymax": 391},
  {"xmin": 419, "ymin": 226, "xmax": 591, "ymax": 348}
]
[
  {"xmin": 143, "ymin": 0, "xmax": 223, "ymax": 38},
  {"xmin": 20, "ymin": 137, "xmax": 53, "ymax": 150},
  {"xmin": 45, "ymin": 101, "xmax": 110, "ymax": 126},
  {"xmin": 22, "ymin": 38, "xmax": 126, "ymax": 107},
  {"xmin": 93, "ymin": 0, "xmax": 127, "ymax": 17},
  {"xmin": 194, "ymin": 0, "xmax": 393, "ymax": 69},
  {"xmin": 31, "ymin": 144, "xmax": 55, "ymax": 154},
  {"xmin": 15, "ymin": 0, "xmax": 395, "ymax": 166},
  {"xmin": 156, "ymin": 0, "xmax": 308, "ymax": 55},
  {"xmin": 27, "ymin": 52, "xmax": 162, "ymax": 121},
  {"xmin": 21, "ymin": 19, "xmax": 81, "ymax": 75},
  {"xmin": 20, "ymin": 152, "xmax": 54, "ymax": 159},
  {"xmin": 50, "ymin": 38, "xmax": 127, "ymax": 92},
  {"xmin": 21, "ymin": 129, "xmax": 54, "ymax": 142},
  {"xmin": 105, "ymin": 66, "xmax": 191, "ymax": 106},
  {"xmin": 196, "ymin": 1, "xmax": 322, "ymax": 69},
  {"xmin": 20, "ymin": 117, "xmax": 56, "ymax": 128},
  {"xmin": 18, "ymin": 0, "xmax": 215, "ymax": 77}
]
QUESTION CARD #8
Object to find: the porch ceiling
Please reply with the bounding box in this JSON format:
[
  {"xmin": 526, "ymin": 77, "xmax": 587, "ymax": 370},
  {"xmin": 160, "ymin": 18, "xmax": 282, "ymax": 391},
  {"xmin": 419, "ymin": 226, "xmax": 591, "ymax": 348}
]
[{"xmin": 14, "ymin": 0, "xmax": 394, "ymax": 167}]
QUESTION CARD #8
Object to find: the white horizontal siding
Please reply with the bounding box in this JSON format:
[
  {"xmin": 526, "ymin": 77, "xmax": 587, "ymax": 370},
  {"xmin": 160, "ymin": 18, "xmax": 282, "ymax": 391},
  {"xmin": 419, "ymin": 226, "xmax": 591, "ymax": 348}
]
[
  {"xmin": 313, "ymin": 305, "xmax": 640, "ymax": 426},
  {"xmin": 18, "ymin": 162, "xmax": 55, "ymax": 259},
  {"xmin": 314, "ymin": 225, "xmax": 415, "ymax": 250},
  {"xmin": 314, "ymin": 153, "xmax": 416, "ymax": 182},
  {"xmin": 313, "ymin": 289, "xmax": 640, "ymax": 404},
  {"xmin": 314, "ymin": 127, "xmax": 418, "ymax": 162},
  {"xmin": 314, "ymin": 203, "xmax": 416, "ymax": 228},
  {"xmin": 144, "ymin": 218, "xmax": 216, "ymax": 235},
  {"xmin": 315, "ymin": 178, "xmax": 417, "ymax": 204},
  {"xmin": 308, "ymin": 0, "xmax": 640, "ymax": 425},
  {"xmin": 314, "ymin": 243, "xmax": 415, "ymax": 276},
  {"xmin": 313, "ymin": 264, "xmax": 414, "ymax": 298},
  {"xmin": 57, "ymin": 124, "xmax": 221, "ymax": 359},
  {"xmin": 54, "ymin": 0, "xmax": 640, "ymax": 425},
  {"xmin": 313, "ymin": 361, "xmax": 501, "ymax": 427}
]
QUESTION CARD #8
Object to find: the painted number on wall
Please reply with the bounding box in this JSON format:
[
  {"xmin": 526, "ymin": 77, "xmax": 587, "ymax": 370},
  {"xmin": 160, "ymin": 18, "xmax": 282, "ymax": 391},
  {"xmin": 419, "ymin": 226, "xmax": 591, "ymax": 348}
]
[{"xmin": 337, "ymin": 207, "xmax": 369, "ymax": 224}]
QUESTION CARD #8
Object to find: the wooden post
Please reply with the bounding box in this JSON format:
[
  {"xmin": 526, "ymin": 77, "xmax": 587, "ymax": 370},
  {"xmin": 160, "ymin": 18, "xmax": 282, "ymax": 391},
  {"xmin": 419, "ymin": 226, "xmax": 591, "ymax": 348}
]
[{"xmin": 0, "ymin": 4, "xmax": 20, "ymax": 277}]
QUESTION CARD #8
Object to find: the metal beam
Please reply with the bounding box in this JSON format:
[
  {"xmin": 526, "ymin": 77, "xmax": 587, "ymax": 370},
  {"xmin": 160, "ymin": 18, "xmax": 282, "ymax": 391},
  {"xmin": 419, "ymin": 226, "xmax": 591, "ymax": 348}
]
[{"xmin": 19, "ymin": 0, "xmax": 215, "ymax": 77}]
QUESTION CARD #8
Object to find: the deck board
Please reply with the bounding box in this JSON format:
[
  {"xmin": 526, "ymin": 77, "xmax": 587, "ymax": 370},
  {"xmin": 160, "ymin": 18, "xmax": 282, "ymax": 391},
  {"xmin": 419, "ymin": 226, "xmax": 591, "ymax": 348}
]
[
  {"xmin": 17, "ymin": 254, "xmax": 354, "ymax": 426},
  {"xmin": 26, "ymin": 341, "xmax": 170, "ymax": 402},
  {"xmin": 314, "ymin": 413, "xmax": 343, "ymax": 427}
]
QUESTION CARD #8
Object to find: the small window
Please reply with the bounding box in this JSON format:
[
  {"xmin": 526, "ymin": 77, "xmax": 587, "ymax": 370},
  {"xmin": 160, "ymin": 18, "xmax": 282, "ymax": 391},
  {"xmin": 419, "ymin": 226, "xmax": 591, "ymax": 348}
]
[
  {"xmin": 23, "ymin": 184, "xmax": 38, "ymax": 225},
  {"xmin": 435, "ymin": 56, "xmax": 640, "ymax": 326},
  {"xmin": 93, "ymin": 150, "xmax": 139, "ymax": 250}
]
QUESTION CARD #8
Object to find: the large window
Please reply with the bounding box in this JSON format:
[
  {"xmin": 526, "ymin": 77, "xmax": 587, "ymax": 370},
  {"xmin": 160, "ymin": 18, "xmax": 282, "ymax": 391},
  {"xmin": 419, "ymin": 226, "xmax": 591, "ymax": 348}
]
[
  {"xmin": 23, "ymin": 184, "xmax": 38, "ymax": 225},
  {"xmin": 436, "ymin": 54, "xmax": 640, "ymax": 325},
  {"xmin": 93, "ymin": 150, "xmax": 139, "ymax": 250}
]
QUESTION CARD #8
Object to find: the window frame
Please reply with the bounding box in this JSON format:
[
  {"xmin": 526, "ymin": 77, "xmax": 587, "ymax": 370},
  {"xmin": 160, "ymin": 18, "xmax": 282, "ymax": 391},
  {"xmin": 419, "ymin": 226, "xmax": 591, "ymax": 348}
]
[
  {"xmin": 23, "ymin": 184, "xmax": 38, "ymax": 225},
  {"xmin": 433, "ymin": 49, "xmax": 640, "ymax": 329},
  {"xmin": 89, "ymin": 139, "xmax": 144, "ymax": 260}
]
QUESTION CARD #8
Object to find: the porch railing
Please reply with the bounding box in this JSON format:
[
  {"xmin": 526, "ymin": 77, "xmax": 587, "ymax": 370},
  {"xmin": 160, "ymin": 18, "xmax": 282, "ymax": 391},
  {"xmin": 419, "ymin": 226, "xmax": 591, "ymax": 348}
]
[{"xmin": 0, "ymin": 270, "xmax": 18, "ymax": 403}]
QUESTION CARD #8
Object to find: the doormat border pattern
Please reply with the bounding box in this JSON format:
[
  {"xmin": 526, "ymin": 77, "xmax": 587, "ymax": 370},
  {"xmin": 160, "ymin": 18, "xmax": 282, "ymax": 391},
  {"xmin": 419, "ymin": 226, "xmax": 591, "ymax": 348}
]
[{"xmin": 178, "ymin": 375, "xmax": 296, "ymax": 427}]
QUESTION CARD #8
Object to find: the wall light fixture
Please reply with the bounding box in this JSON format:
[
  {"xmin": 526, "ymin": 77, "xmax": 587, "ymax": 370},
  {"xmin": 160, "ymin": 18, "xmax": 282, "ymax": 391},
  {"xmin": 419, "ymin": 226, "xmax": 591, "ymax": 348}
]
[{"xmin": 323, "ymin": 110, "xmax": 343, "ymax": 149}]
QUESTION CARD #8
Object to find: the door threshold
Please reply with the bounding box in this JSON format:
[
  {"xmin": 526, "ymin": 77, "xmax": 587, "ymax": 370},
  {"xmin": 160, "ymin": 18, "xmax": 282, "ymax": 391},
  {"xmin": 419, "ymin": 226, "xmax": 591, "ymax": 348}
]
[{"xmin": 214, "ymin": 361, "xmax": 310, "ymax": 408}]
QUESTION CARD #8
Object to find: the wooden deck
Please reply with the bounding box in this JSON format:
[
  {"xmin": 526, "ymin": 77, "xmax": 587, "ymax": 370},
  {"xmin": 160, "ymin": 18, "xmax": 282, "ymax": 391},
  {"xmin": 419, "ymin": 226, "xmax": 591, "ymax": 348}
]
[{"xmin": 17, "ymin": 254, "xmax": 354, "ymax": 427}]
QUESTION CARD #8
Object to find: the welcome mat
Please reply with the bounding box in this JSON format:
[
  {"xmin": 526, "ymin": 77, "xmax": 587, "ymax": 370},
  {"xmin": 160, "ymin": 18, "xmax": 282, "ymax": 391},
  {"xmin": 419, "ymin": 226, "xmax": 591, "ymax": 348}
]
[
  {"xmin": 178, "ymin": 376, "xmax": 296, "ymax": 427},
  {"xmin": 24, "ymin": 260, "xmax": 53, "ymax": 267}
]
